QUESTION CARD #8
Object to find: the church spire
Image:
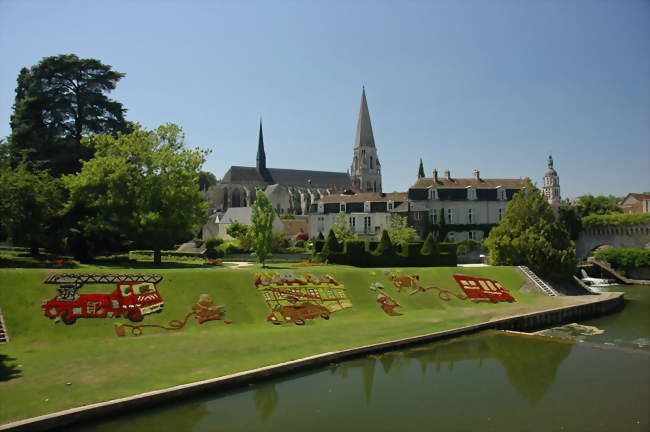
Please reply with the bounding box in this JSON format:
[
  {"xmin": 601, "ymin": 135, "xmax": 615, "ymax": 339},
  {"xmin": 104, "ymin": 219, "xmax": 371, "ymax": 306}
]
[
  {"xmin": 256, "ymin": 119, "xmax": 266, "ymax": 170},
  {"xmin": 354, "ymin": 86, "xmax": 375, "ymax": 148},
  {"xmin": 350, "ymin": 87, "xmax": 382, "ymax": 193}
]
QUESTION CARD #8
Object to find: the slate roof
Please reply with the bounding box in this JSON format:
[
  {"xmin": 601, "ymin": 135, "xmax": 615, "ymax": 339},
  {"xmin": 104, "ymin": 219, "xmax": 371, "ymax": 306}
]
[
  {"xmin": 315, "ymin": 192, "xmax": 407, "ymax": 204},
  {"xmin": 393, "ymin": 201, "xmax": 429, "ymax": 212},
  {"xmin": 222, "ymin": 166, "xmax": 350, "ymax": 189},
  {"xmin": 411, "ymin": 177, "xmax": 526, "ymax": 189}
]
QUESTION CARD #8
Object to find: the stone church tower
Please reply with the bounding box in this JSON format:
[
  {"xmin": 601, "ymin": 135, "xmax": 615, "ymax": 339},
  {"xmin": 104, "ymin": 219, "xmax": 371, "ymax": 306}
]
[
  {"xmin": 350, "ymin": 87, "xmax": 382, "ymax": 193},
  {"xmin": 543, "ymin": 155, "xmax": 561, "ymax": 204}
]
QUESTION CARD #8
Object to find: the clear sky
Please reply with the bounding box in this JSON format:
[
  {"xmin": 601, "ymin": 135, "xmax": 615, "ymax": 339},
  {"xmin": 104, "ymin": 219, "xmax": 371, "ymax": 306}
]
[{"xmin": 1, "ymin": 0, "xmax": 648, "ymax": 199}]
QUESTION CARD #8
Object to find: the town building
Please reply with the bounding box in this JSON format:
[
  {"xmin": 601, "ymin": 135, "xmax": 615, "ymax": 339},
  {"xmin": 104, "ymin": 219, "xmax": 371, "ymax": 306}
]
[
  {"xmin": 620, "ymin": 193, "xmax": 650, "ymax": 213},
  {"xmin": 542, "ymin": 155, "xmax": 561, "ymax": 205},
  {"xmin": 407, "ymin": 169, "xmax": 526, "ymax": 242},
  {"xmin": 308, "ymin": 192, "xmax": 407, "ymax": 238}
]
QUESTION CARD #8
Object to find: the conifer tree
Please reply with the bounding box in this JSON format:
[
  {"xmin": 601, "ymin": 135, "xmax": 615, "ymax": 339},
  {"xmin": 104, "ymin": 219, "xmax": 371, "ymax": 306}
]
[
  {"xmin": 376, "ymin": 230, "xmax": 393, "ymax": 255},
  {"xmin": 10, "ymin": 54, "xmax": 128, "ymax": 175},
  {"xmin": 437, "ymin": 207, "xmax": 447, "ymax": 242},
  {"xmin": 417, "ymin": 158, "xmax": 425, "ymax": 179},
  {"xmin": 420, "ymin": 232, "xmax": 438, "ymax": 255}
]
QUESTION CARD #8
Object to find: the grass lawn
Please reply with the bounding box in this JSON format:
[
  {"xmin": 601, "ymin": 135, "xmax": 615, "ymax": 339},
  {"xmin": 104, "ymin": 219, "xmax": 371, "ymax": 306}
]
[{"xmin": 0, "ymin": 264, "xmax": 588, "ymax": 425}]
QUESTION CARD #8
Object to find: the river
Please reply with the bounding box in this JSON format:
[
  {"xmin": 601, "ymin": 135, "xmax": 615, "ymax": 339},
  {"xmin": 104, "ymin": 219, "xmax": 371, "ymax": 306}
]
[{"xmin": 71, "ymin": 285, "xmax": 649, "ymax": 432}]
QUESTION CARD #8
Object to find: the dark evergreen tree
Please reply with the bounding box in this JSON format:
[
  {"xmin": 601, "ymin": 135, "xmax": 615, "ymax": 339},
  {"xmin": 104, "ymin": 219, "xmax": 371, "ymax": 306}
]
[
  {"xmin": 9, "ymin": 54, "xmax": 127, "ymax": 175},
  {"xmin": 437, "ymin": 207, "xmax": 447, "ymax": 242},
  {"xmin": 557, "ymin": 205, "xmax": 582, "ymax": 240},
  {"xmin": 420, "ymin": 232, "xmax": 438, "ymax": 255},
  {"xmin": 417, "ymin": 158, "xmax": 425, "ymax": 179},
  {"xmin": 376, "ymin": 230, "xmax": 393, "ymax": 254},
  {"xmin": 322, "ymin": 229, "xmax": 340, "ymax": 257}
]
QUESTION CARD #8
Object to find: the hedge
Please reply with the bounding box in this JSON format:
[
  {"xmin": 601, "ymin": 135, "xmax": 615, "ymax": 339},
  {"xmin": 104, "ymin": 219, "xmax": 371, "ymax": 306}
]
[
  {"xmin": 593, "ymin": 248, "xmax": 650, "ymax": 271},
  {"xmin": 582, "ymin": 213, "xmax": 650, "ymax": 229},
  {"xmin": 129, "ymin": 250, "xmax": 202, "ymax": 258},
  {"xmin": 320, "ymin": 239, "xmax": 457, "ymax": 267}
]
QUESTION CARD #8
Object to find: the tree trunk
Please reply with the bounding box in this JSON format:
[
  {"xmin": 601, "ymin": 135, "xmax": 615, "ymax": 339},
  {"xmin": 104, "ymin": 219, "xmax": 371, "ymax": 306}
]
[
  {"xmin": 29, "ymin": 241, "xmax": 40, "ymax": 257},
  {"xmin": 153, "ymin": 249, "xmax": 162, "ymax": 265}
]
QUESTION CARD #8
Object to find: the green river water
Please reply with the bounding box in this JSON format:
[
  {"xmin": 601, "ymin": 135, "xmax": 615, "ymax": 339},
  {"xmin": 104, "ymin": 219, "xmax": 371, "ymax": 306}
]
[{"xmin": 72, "ymin": 285, "xmax": 649, "ymax": 432}]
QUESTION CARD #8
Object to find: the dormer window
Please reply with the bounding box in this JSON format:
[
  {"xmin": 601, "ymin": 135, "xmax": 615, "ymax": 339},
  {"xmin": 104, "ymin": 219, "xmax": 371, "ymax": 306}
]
[
  {"xmin": 364, "ymin": 201, "xmax": 371, "ymax": 213},
  {"xmin": 428, "ymin": 188, "xmax": 439, "ymax": 201},
  {"xmin": 467, "ymin": 186, "xmax": 477, "ymax": 201},
  {"xmin": 497, "ymin": 187, "xmax": 506, "ymax": 201},
  {"xmin": 317, "ymin": 203, "xmax": 324, "ymax": 214},
  {"xmin": 387, "ymin": 200, "xmax": 394, "ymax": 211},
  {"xmin": 340, "ymin": 202, "xmax": 346, "ymax": 213}
]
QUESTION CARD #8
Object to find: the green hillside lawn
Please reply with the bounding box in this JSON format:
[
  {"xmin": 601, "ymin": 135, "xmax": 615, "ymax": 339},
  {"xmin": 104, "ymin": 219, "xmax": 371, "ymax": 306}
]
[{"xmin": 0, "ymin": 265, "xmax": 577, "ymax": 424}]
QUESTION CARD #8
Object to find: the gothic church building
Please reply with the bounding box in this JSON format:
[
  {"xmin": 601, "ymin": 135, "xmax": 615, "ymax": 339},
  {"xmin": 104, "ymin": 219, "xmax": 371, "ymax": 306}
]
[{"xmin": 209, "ymin": 88, "xmax": 382, "ymax": 215}]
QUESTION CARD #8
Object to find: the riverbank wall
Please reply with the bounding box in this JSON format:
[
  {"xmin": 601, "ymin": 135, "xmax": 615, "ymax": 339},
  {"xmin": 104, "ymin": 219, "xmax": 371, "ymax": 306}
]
[{"xmin": 0, "ymin": 291, "xmax": 623, "ymax": 432}]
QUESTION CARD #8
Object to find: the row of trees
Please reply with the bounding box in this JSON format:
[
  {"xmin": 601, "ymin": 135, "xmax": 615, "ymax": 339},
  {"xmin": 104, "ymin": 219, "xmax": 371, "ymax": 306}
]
[{"xmin": 1, "ymin": 54, "xmax": 215, "ymax": 263}]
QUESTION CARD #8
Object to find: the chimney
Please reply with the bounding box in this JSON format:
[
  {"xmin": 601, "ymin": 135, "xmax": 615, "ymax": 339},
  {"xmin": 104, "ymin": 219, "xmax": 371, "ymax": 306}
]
[
  {"xmin": 432, "ymin": 169, "xmax": 438, "ymax": 182},
  {"xmin": 473, "ymin": 169, "xmax": 480, "ymax": 180},
  {"xmin": 444, "ymin": 169, "xmax": 451, "ymax": 180}
]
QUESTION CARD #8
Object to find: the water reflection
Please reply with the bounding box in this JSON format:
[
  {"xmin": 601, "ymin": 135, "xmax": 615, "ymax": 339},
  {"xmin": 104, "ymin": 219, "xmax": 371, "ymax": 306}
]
[
  {"xmin": 329, "ymin": 331, "xmax": 574, "ymax": 408},
  {"xmin": 253, "ymin": 383, "xmax": 278, "ymax": 422}
]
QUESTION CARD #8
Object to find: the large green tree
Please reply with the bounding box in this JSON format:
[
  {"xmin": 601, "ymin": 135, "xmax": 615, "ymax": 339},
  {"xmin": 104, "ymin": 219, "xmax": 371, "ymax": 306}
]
[
  {"xmin": 0, "ymin": 163, "xmax": 63, "ymax": 255},
  {"xmin": 484, "ymin": 179, "xmax": 577, "ymax": 280},
  {"xmin": 10, "ymin": 54, "xmax": 127, "ymax": 175},
  {"xmin": 63, "ymin": 124, "xmax": 207, "ymax": 263},
  {"xmin": 250, "ymin": 190, "xmax": 275, "ymax": 267}
]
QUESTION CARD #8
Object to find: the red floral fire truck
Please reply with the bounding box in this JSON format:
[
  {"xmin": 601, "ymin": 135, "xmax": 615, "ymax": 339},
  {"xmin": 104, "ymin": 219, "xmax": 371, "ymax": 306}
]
[
  {"xmin": 42, "ymin": 274, "xmax": 165, "ymax": 325},
  {"xmin": 453, "ymin": 274, "xmax": 515, "ymax": 303}
]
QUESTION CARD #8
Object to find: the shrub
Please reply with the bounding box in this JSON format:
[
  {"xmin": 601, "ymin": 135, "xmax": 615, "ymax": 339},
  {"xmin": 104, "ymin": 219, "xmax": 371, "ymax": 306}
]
[
  {"xmin": 294, "ymin": 239, "xmax": 306, "ymax": 248},
  {"xmin": 204, "ymin": 236, "xmax": 224, "ymax": 258},
  {"xmin": 226, "ymin": 221, "xmax": 250, "ymax": 239},
  {"xmin": 593, "ymin": 248, "xmax": 650, "ymax": 271}
]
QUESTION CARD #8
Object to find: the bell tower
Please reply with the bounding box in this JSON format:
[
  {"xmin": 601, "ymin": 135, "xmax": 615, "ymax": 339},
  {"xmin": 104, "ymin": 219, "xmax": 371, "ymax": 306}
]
[
  {"xmin": 350, "ymin": 87, "xmax": 382, "ymax": 193},
  {"xmin": 543, "ymin": 155, "xmax": 561, "ymax": 204}
]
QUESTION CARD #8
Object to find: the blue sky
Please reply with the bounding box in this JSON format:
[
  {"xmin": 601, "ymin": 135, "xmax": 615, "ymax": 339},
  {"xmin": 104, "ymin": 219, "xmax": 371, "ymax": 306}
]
[{"xmin": 1, "ymin": 0, "xmax": 648, "ymax": 199}]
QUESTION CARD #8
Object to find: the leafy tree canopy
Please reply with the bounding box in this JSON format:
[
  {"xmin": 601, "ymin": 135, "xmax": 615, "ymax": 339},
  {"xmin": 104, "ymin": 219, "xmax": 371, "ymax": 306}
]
[
  {"xmin": 388, "ymin": 214, "xmax": 418, "ymax": 246},
  {"xmin": 484, "ymin": 179, "xmax": 577, "ymax": 280},
  {"xmin": 576, "ymin": 195, "xmax": 622, "ymax": 217},
  {"xmin": 0, "ymin": 163, "xmax": 63, "ymax": 255},
  {"xmin": 198, "ymin": 170, "xmax": 218, "ymax": 190},
  {"xmin": 226, "ymin": 221, "xmax": 250, "ymax": 239},
  {"xmin": 63, "ymin": 123, "xmax": 208, "ymax": 263},
  {"xmin": 10, "ymin": 54, "xmax": 128, "ymax": 176},
  {"xmin": 250, "ymin": 190, "xmax": 275, "ymax": 267},
  {"xmin": 332, "ymin": 212, "xmax": 358, "ymax": 243},
  {"xmin": 557, "ymin": 205, "xmax": 582, "ymax": 240}
]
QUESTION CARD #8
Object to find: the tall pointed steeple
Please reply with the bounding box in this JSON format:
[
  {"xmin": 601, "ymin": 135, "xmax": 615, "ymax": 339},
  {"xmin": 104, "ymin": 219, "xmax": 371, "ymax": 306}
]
[
  {"xmin": 354, "ymin": 86, "xmax": 376, "ymax": 148},
  {"xmin": 256, "ymin": 119, "xmax": 266, "ymax": 170},
  {"xmin": 350, "ymin": 87, "xmax": 382, "ymax": 193}
]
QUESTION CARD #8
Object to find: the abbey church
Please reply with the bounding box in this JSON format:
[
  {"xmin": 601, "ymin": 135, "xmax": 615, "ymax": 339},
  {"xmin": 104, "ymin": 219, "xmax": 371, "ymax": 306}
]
[{"xmin": 208, "ymin": 87, "xmax": 382, "ymax": 215}]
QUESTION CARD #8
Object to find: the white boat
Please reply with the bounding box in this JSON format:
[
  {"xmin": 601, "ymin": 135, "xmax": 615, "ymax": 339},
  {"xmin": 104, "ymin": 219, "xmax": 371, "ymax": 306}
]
[{"xmin": 580, "ymin": 269, "xmax": 618, "ymax": 288}]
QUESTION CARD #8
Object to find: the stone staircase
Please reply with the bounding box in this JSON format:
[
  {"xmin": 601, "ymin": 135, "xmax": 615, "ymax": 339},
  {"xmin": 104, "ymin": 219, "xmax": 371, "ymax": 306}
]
[
  {"xmin": 0, "ymin": 308, "xmax": 8, "ymax": 343},
  {"xmin": 517, "ymin": 266, "xmax": 559, "ymax": 296}
]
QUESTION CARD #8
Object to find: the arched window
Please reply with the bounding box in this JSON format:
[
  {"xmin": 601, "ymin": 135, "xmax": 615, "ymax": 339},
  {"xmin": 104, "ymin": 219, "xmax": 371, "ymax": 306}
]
[
  {"xmin": 366, "ymin": 181, "xmax": 371, "ymax": 192},
  {"xmin": 370, "ymin": 156, "xmax": 374, "ymax": 169},
  {"xmin": 373, "ymin": 181, "xmax": 377, "ymax": 192}
]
